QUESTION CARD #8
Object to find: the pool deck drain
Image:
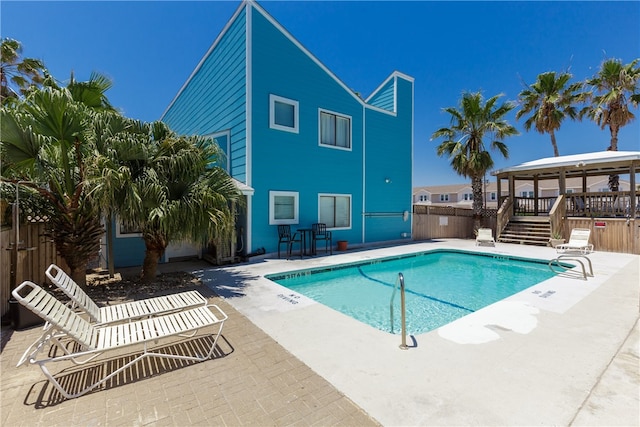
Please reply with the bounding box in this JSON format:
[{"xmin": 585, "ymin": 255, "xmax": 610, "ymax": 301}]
[{"xmin": 1, "ymin": 239, "xmax": 637, "ymax": 426}]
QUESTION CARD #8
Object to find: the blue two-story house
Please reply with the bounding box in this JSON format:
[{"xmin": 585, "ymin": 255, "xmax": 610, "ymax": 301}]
[{"xmin": 113, "ymin": 0, "xmax": 414, "ymax": 264}]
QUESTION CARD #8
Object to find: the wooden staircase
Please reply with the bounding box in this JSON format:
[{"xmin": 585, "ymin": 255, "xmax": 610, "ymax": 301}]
[{"xmin": 497, "ymin": 217, "xmax": 551, "ymax": 246}]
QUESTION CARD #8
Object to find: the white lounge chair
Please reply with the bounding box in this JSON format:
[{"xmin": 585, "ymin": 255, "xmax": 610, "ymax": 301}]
[
  {"xmin": 12, "ymin": 280, "xmax": 227, "ymax": 399},
  {"xmin": 46, "ymin": 264, "xmax": 207, "ymax": 325},
  {"xmin": 556, "ymin": 228, "xmax": 594, "ymax": 254},
  {"xmin": 476, "ymin": 228, "xmax": 495, "ymax": 246}
]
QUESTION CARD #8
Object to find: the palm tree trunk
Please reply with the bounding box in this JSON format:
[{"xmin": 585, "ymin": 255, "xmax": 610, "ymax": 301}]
[
  {"xmin": 70, "ymin": 264, "xmax": 88, "ymax": 288},
  {"xmin": 141, "ymin": 249, "xmax": 162, "ymax": 282},
  {"xmin": 472, "ymin": 175, "xmax": 484, "ymax": 231},
  {"xmin": 609, "ymin": 124, "xmax": 619, "ymax": 151},
  {"xmin": 141, "ymin": 234, "xmax": 166, "ymax": 282},
  {"xmin": 550, "ymin": 130, "xmax": 560, "ymax": 157},
  {"xmin": 608, "ymin": 126, "xmax": 619, "ymax": 192}
]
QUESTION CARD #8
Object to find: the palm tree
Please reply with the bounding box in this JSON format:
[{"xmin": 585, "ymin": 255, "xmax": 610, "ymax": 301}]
[
  {"xmin": 94, "ymin": 121, "xmax": 242, "ymax": 282},
  {"xmin": 0, "ymin": 38, "xmax": 45, "ymax": 104},
  {"xmin": 432, "ymin": 92, "xmax": 519, "ymax": 230},
  {"xmin": 1, "ymin": 86, "xmax": 104, "ymax": 287},
  {"xmin": 582, "ymin": 58, "xmax": 640, "ymax": 191},
  {"xmin": 516, "ymin": 71, "xmax": 583, "ymax": 157}
]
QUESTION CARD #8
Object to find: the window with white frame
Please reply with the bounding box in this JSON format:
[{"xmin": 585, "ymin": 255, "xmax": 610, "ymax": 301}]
[
  {"xmin": 203, "ymin": 130, "xmax": 231, "ymax": 172},
  {"xmin": 566, "ymin": 189, "xmax": 574, "ymax": 194},
  {"xmin": 319, "ymin": 194, "xmax": 351, "ymax": 229},
  {"xmin": 439, "ymin": 194, "xmax": 449, "ymax": 202},
  {"xmin": 521, "ymin": 191, "xmax": 534, "ymax": 198},
  {"xmin": 270, "ymin": 95, "xmax": 298, "ymax": 133},
  {"xmin": 319, "ymin": 109, "xmax": 351, "ymax": 149},
  {"xmin": 419, "ymin": 194, "xmax": 429, "ymax": 202},
  {"xmin": 463, "ymin": 193, "xmax": 472, "ymax": 201},
  {"xmin": 490, "ymin": 192, "xmax": 496, "ymax": 201},
  {"xmin": 115, "ymin": 216, "xmax": 142, "ymax": 238},
  {"xmin": 599, "ymin": 187, "xmax": 609, "ymax": 192},
  {"xmin": 269, "ymin": 191, "xmax": 299, "ymax": 225}
]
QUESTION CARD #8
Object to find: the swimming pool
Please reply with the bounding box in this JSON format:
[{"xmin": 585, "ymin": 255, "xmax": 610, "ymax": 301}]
[{"xmin": 267, "ymin": 250, "xmax": 563, "ymax": 335}]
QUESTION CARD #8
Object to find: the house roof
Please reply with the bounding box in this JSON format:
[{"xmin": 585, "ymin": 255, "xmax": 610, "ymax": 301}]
[
  {"xmin": 162, "ymin": 0, "xmax": 414, "ymax": 120},
  {"xmin": 493, "ymin": 151, "xmax": 640, "ymax": 180},
  {"xmin": 232, "ymin": 178, "xmax": 254, "ymax": 195}
]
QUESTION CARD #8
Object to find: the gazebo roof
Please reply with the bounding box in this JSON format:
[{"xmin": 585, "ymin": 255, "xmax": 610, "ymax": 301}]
[{"xmin": 492, "ymin": 151, "xmax": 640, "ymax": 180}]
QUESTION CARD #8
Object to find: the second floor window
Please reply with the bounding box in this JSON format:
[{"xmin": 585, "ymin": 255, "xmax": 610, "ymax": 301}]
[
  {"xmin": 270, "ymin": 95, "xmax": 299, "ymax": 133},
  {"xmin": 440, "ymin": 194, "xmax": 449, "ymax": 202},
  {"xmin": 320, "ymin": 110, "xmax": 351, "ymax": 149}
]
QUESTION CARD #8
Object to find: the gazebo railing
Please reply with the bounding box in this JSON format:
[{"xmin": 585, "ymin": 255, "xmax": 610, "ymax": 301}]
[
  {"xmin": 513, "ymin": 196, "xmax": 558, "ymax": 216},
  {"xmin": 511, "ymin": 191, "xmax": 639, "ymax": 218},
  {"xmin": 565, "ymin": 191, "xmax": 639, "ymax": 218}
]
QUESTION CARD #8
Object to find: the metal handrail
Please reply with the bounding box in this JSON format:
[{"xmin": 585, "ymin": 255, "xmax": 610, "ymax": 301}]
[
  {"xmin": 548, "ymin": 254, "xmax": 593, "ymax": 280},
  {"xmin": 390, "ymin": 273, "xmax": 408, "ymax": 350}
]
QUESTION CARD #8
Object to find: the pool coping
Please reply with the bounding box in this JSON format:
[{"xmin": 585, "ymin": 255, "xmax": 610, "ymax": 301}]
[
  {"xmin": 265, "ymin": 248, "xmax": 573, "ymax": 337},
  {"xmin": 196, "ymin": 239, "xmax": 640, "ymax": 426}
]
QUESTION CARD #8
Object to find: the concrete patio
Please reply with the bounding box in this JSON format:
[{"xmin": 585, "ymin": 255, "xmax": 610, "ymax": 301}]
[{"xmin": 1, "ymin": 239, "xmax": 638, "ymax": 426}]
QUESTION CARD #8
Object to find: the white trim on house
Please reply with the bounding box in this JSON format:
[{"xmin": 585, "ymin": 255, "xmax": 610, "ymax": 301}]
[
  {"xmin": 252, "ymin": 1, "xmax": 412, "ymax": 115},
  {"xmin": 161, "ymin": 1, "xmax": 247, "ymax": 119},
  {"xmin": 362, "ymin": 103, "xmax": 366, "ymax": 243},
  {"xmin": 252, "ymin": 1, "xmax": 364, "ymax": 105},
  {"xmin": 245, "ymin": 1, "xmax": 253, "ymax": 251},
  {"xmin": 232, "ymin": 178, "xmax": 255, "ymax": 195}
]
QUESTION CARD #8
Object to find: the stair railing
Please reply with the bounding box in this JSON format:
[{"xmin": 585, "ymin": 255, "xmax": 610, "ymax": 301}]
[
  {"xmin": 496, "ymin": 197, "xmax": 513, "ymax": 238},
  {"xmin": 549, "ymin": 195, "xmax": 566, "ymax": 238}
]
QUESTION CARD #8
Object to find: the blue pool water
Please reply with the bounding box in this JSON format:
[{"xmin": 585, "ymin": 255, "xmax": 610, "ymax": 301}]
[{"xmin": 267, "ymin": 250, "xmax": 560, "ymax": 335}]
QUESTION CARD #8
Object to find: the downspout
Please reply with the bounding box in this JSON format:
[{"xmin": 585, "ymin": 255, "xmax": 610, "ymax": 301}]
[
  {"xmin": 362, "ymin": 103, "xmax": 366, "ymax": 244},
  {"xmin": 245, "ymin": 1, "xmax": 253, "ymax": 252},
  {"xmin": 410, "ymin": 76, "xmax": 415, "ymax": 239}
]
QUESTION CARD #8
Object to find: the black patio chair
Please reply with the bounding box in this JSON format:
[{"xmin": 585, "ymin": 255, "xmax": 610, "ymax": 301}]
[
  {"xmin": 311, "ymin": 223, "xmax": 332, "ymax": 255},
  {"xmin": 277, "ymin": 225, "xmax": 302, "ymax": 259}
]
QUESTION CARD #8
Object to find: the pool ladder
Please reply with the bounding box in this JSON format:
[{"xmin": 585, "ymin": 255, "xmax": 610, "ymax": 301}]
[
  {"xmin": 548, "ymin": 254, "xmax": 593, "ymax": 280},
  {"xmin": 390, "ymin": 273, "xmax": 409, "ymax": 350}
]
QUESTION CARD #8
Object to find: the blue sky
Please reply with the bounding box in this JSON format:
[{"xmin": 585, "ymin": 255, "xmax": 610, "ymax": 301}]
[{"xmin": 2, "ymin": 1, "xmax": 639, "ymax": 186}]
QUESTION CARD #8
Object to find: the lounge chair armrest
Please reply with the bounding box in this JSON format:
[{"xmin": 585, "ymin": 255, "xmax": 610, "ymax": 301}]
[{"xmin": 207, "ymin": 304, "xmax": 229, "ymax": 323}]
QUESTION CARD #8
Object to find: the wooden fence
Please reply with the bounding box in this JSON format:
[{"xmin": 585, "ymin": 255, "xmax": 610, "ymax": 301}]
[
  {"xmin": 1, "ymin": 223, "xmax": 64, "ymax": 318},
  {"xmin": 565, "ymin": 217, "xmax": 639, "ymax": 254},
  {"xmin": 412, "ymin": 205, "xmax": 640, "ymax": 254},
  {"xmin": 412, "ymin": 205, "xmax": 497, "ymax": 240}
]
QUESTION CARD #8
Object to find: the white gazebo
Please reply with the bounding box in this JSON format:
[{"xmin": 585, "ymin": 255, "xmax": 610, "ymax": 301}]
[{"xmin": 492, "ymin": 151, "xmax": 640, "ymax": 253}]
